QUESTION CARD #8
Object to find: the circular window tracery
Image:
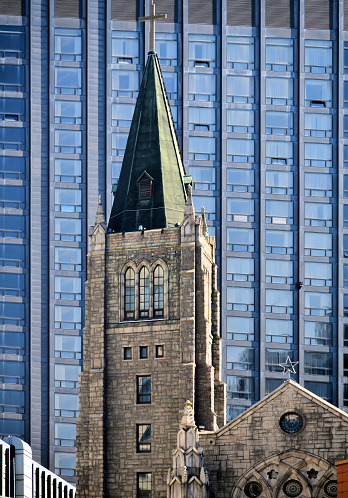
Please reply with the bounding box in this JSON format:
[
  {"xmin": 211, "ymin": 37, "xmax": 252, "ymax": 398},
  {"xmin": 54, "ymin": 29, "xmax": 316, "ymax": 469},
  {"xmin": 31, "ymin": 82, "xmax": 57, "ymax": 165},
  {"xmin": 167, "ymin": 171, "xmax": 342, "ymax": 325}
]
[
  {"xmin": 324, "ymin": 480, "xmax": 337, "ymax": 497},
  {"xmin": 279, "ymin": 412, "xmax": 303, "ymax": 434},
  {"xmin": 244, "ymin": 481, "xmax": 262, "ymax": 498},
  {"xmin": 283, "ymin": 479, "xmax": 303, "ymax": 497}
]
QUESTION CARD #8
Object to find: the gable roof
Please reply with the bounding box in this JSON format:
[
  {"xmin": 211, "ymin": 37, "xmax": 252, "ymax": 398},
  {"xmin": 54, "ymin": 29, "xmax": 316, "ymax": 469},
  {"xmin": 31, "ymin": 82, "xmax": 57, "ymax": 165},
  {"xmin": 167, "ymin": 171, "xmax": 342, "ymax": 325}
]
[
  {"xmin": 108, "ymin": 52, "xmax": 187, "ymax": 233},
  {"xmin": 216, "ymin": 380, "xmax": 348, "ymax": 438}
]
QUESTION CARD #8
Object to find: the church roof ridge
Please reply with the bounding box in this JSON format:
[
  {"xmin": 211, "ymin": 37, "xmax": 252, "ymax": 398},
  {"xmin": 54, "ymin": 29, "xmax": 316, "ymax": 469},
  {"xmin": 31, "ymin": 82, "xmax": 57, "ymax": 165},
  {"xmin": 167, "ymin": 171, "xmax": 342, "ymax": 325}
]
[
  {"xmin": 216, "ymin": 379, "xmax": 348, "ymax": 438},
  {"xmin": 108, "ymin": 52, "xmax": 187, "ymax": 234}
]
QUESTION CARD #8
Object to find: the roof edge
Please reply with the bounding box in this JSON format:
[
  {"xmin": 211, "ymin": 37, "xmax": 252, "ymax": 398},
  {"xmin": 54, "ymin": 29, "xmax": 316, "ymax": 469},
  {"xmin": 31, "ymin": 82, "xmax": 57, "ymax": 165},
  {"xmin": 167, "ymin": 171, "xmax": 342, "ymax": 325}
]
[
  {"xmin": 217, "ymin": 379, "xmax": 348, "ymax": 438},
  {"xmin": 153, "ymin": 55, "xmax": 186, "ymax": 200}
]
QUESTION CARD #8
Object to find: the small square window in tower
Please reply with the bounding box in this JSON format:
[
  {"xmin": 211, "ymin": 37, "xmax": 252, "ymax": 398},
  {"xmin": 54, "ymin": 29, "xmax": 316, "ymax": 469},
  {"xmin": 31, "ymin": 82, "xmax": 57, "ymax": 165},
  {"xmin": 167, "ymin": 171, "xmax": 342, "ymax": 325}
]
[{"xmin": 138, "ymin": 171, "xmax": 153, "ymax": 200}]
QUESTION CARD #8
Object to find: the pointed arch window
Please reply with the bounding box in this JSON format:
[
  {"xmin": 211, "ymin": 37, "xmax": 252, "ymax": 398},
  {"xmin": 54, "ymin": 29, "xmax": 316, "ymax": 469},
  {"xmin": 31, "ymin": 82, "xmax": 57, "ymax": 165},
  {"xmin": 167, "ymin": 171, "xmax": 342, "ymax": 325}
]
[
  {"xmin": 139, "ymin": 267, "xmax": 149, "ymax": 318},
  {"xmin": 153, "ymin": 265, "xmax": 164, "ymax": 317},
  {"xmin": 125, "ymin": 267, "xmax": 135, "ymax": 320}
]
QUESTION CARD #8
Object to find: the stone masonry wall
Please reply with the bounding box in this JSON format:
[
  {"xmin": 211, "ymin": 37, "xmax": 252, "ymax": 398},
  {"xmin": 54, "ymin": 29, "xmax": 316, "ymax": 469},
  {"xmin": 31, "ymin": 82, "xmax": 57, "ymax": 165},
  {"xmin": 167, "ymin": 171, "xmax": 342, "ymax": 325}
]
[
  {"xmin": 76, "ymin": 225, "xmax": 106, "ymax": 498},
  {"xmin": 199, "ymin": 383, "xmax": 348, "ymax": 498},
  {"xmin": 104, "ymin": 227, "xmax": 195, "ymax": 497},
  {"xmin": 77, "ymin": 217, "xmax": 224, "ymax": 498}
]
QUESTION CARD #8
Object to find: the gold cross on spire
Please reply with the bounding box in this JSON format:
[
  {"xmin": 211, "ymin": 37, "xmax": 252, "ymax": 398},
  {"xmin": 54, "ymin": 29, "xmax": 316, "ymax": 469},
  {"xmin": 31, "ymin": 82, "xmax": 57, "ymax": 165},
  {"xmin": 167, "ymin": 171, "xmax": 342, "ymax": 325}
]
[{"xmin": 139, "ymin": 1, "xmax": 167, "ymax": 53}]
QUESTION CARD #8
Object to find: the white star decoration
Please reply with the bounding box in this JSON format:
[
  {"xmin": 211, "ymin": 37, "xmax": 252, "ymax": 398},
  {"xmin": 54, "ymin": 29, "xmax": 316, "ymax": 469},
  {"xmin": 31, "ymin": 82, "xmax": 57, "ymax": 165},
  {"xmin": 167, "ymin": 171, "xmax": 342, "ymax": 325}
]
[{"xmin": 279, "ymin": 356, "xmax": 299, "ymax": 379}]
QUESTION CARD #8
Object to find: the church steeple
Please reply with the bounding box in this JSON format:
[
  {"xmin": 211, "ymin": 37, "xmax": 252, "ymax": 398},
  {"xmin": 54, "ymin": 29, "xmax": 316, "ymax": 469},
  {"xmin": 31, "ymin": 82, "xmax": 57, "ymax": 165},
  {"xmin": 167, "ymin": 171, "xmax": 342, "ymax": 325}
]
[{"xmin": 108, "ymin": 51, "xmax": 187, "ymax": 233}]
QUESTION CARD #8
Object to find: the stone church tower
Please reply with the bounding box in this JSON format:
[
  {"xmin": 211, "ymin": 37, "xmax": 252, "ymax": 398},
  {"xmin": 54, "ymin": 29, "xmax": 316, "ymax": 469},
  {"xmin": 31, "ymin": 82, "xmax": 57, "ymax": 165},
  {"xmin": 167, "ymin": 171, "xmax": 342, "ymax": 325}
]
[{"xmin": 76, "ymin": 51, "xmax": 226, "ymax": 498}]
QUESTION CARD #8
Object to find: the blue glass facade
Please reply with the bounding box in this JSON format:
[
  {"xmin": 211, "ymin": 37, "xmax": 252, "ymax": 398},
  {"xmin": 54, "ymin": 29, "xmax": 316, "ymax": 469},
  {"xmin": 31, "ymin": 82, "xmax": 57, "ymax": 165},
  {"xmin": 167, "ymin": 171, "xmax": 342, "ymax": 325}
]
[
  {"xmin": 0, "ymin": 0, "xmax": 348, "ymax": 483},
  {"xmin": 0, "ymin": 22, "xmax": 28, "ymax": 447}
]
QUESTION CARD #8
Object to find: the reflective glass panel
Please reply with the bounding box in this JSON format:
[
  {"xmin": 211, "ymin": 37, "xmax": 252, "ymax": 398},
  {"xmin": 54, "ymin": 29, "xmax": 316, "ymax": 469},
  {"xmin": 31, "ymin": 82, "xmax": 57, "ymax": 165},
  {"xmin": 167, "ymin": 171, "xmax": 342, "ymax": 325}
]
[
  {"xmin": 304, "ymin": 381, "xmax": 332, "ymax": 402},
  {"xmin": 265, "ymin": 289, "xmax": 293, "ymax": 313},
  {"xmin": 0, "ymin": 27, "xmax": 25, "ymax": 58},
  {"xmin": 189, "ymin": 34, "xmax": 216, "ymax": 67},
  {"xmin": 227, "ymin": 36, "xmax": 254, "ymax": 69},
  {"xmin": 155, "ymin": 32, "xmax": 177, "ymax": 66},
  {"xmin": 304, "ymin": 351, "xmax": 332, "ymax": 375},
  {"xmin": 266, "ymin": 349, "xmax": 294, "ymax": 372},
  {"xmin": 55, "ymin": 101, "xmax": 82, "ymax": 124},
  {"xmin": 266, "ymin": 77, "xmax": 293, "ymax": 105},
  {"xmin": 55, "ymin": 305, "xmax": 82, "ymax": 329},
  {"xmin": 55, "ymin": 159, "xmax": 81, "ymax": 183},
  {"xmin": 304, "ymin": 291, "xmax": 332, "ymax": 316},
  {"xmin": 305, "ymin": 79, "xmax": 332, "ymax": 107},
  {"xmin": 266, "ymin": 319, "xmax": 293, "ymax": 343},
  {"xmin": 305, "ymin": 232, "xmax": 332, "ymax": 256},
  {"xmin": 266, "ymin": 111, "xmax": 293, "ymax": 135},
  {"xmin": 0, "ymin": 97, "xmax": 25, "ymax": 121},
  {"xmin": 226, "ymin": 375, "xmax": 254, "ymax": 400},
  {"xmin": 0, "ymin": 65, "xmax": 25, "ymax": 92},
  {"xmin": 305, "ymin": 113, "xmax": 332, "ymax": 137},
  {"xmin": 227, "ymin": 168, "xmax": 254, "ymax": 192},
  {"xmin": 265, "ymin": 259, "xmax": 293, "ymax": 284},
  {"xmin": 55, "ymin": 335, "xmax": 81, "ymax": 359},
  {"xmin": 226, "ymin": 316, "xmax": 254, "ymax": 341},
  {"xmin": 55, "ymin": 247, "xmax": 82, "ymax": 271},
  {"xmin": 55, "ymin": 28, "xmax": 82, "ymax": 61},
  {"xmin": 55, "ymin": 393, "xmax": 79, "ymax": 417},
  {"xmin": 227, "ymin": 76, "xmax": 254, "ymax": 103},
  {"xmin": 188, "ymin": 74, "xmax": 216, "ymax": 101},
  {"xmin": 54, "ymin": 218, "xmax": 81, "ymax": 242},
  {"xmin": 304, "ymin": 321, "xmax": 332, "ymax": 346},
  {"xmin": 304, "ymin": 262, "xmax": 332, "ymax": 286},
  {"xmin": 227, "ymin": 227, "xmax": 254, "ymax": 252},
  {"xmin": 305, "ymin": 40, "xmax": 332, "ymax": 73},
  {"xmin": 227, "ymin": 109, "xmax": 254, "ymax": 133},
  {"xmin": 55, "ymin": 422, "xmax": 76, "ymax": 446},
  {"xmin": 227, "ymin": 287, "xmax": 254, "ymax": 311},
  {"xmin": 55, "ymin": 452, "xmax": 76, "ymax": 477},
  {"xmin": 55, "ymin": 67, "xmax": 82, "ymax": 95},
  {"xmin": 226, "ymin": 346, "xmax": 255, "ymax": 370},
  {"xmin": 189, "ymin": 107, "xmax": 216, "ymax": 131},
  {"xmin": 112, "ymin": 30, "xmax": 139, "ymax": 64},
  {"xmin": 55, "ymin": 364, "xmax": 81, "ymax": 388},
  {"xmin": 112, "ymin": 70, "xmax": 139, "ymax": 97},
  {"xmin": 266, "ymin": 38, "xmax": 293, "ymax": 71}
]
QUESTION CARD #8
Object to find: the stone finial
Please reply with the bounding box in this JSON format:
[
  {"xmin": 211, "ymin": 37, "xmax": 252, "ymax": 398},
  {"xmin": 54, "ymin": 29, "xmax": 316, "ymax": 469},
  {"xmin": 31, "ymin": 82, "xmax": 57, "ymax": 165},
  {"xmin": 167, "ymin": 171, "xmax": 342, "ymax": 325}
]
[
  {"xmin": 182, "ymin": 466, "xmax": 187, "ymax": 484},
  {"xmin": 180, "ymin": 400, "xmax": 196, "ymax": 429},
  {"xmin": 201, "ymin": 206, "xmax": 208, "ymax": 237},
  {"xmin": 184, "ymin": 184, "xmax": 195, "ymax": 217},
  {"xmin": 95, "ymin": 195, "xmax": 105, "ymax": 226}
]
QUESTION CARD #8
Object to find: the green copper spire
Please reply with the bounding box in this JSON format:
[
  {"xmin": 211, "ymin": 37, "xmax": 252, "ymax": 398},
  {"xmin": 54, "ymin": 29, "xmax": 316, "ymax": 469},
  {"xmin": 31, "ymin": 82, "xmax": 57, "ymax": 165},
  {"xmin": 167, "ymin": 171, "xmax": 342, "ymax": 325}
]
[{"xmin": 108, "ymin": 52, "xmax": 187, "ymax": 233}]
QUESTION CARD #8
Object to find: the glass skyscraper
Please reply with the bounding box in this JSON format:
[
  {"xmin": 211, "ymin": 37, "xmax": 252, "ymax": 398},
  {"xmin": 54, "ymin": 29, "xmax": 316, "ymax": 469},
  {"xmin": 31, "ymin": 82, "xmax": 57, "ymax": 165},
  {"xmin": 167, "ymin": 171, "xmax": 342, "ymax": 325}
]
[{"xmin": 0, "ymin": 0, "xmax": 347, "ymax": 482}]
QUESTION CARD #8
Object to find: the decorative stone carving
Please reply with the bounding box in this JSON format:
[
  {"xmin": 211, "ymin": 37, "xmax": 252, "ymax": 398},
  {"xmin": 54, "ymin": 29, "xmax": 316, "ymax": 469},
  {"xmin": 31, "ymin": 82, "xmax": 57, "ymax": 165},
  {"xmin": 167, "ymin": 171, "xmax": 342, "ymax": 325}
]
[
  {"xmin": 89, "ymin": 195, "xmax": 106, "ymax": 253},
  {"xmin": 167, "ymin": 401, "xmax": 209, "ymax": 498},
  {"xmin": 231, "ymin": 450, "xmax": 337, "ymax": 498}
]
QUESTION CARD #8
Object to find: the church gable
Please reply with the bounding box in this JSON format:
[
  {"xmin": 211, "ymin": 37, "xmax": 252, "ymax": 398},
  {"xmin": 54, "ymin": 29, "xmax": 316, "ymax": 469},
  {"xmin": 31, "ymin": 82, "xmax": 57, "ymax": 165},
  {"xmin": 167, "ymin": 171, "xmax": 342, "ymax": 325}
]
[
  {"xmin": 216, "ymin": 380, "xmax": 348, "ymax": 442},
  {"xmin": 199, "ymin": 381, "xmax": 348, "ymax": 498}
]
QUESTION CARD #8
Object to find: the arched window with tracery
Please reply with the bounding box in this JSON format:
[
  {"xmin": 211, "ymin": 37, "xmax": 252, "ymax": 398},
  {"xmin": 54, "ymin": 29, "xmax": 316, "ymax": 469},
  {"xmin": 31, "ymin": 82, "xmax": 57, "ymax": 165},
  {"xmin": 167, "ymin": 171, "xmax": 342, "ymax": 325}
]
[
  {"xmin": 139, "ymin": 266, "xmax": 150, "ymax": 318},
  {"xmin": 125, "ymin": 267, "xmax": 135, "ymax": 320},
  {"xmin": 153, "ymin": 265, "xmax": 164, "ymax": 317}
]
